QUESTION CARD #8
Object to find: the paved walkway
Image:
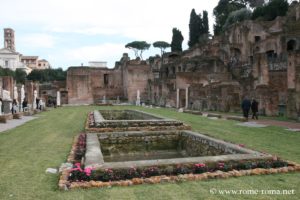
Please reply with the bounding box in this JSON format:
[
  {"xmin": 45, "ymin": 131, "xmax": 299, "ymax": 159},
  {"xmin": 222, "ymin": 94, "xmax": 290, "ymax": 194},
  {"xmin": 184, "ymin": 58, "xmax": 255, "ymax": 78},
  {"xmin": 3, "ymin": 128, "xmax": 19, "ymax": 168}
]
[
  {"xmin": 203, "ymin": 112, "xmax": 300, "ymax": 130},
  {"xmin": 255, "ymin": 119, "xmax": 300, "ymax": 129},
  {"xmin": 0, "ymin": 116, "xmax": 37, "ymax": 133}
]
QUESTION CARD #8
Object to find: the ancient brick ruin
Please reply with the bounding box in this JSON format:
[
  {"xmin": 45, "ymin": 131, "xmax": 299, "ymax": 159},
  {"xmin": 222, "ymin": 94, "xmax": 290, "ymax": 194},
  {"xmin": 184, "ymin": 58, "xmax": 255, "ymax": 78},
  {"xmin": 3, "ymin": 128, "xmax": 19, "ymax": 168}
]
[{"xmin": 62, "ymin": 4, "xmax": 299, "ymax": 119}]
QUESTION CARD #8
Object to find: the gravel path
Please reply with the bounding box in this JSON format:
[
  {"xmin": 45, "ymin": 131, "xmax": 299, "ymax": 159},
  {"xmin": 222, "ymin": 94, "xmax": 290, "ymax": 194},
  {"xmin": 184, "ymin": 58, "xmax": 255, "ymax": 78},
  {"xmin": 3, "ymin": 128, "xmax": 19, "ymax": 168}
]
[{"xmin": 0, "ymin": 116, "xmax": 37, "ymax": 133}]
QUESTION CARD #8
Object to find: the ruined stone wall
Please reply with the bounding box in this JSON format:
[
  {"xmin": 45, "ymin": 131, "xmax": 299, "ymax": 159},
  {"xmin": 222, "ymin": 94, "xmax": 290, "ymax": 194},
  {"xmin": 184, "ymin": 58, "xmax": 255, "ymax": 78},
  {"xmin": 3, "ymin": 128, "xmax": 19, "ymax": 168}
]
[
  {"xmin": 1, "ymin": 76, "xmax": 14, "ymax": 100},
  {"xmin": 25, "ymin": 80, "xmax": 39, "ymax": 105},
  {"xmin": 124, "ymin": 61, "xmax": 152, "ymax": 103},
  {"xmin": 287, "ymin": 51, "xmax": 300, "ymax": 119},
  {"xmin": 39, "ymin": 81, "xmax": 67, "ymax": 104},
  {"xmin": 67, "ymin": 67, "xmax": 93, "ymax": 104},
  {"xmin": 67, "ymin": 67, "xmax": 123, "ymax": 104}
]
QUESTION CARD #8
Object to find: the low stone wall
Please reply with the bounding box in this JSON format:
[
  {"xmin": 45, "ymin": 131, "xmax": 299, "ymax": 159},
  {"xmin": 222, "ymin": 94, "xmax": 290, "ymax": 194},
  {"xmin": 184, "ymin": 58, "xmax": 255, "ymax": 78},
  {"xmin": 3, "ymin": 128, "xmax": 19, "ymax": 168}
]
[
  {"xmin": 226, "ymin": 115, "xmax": 247, "ymax": 122},
  {"xmin": 98, "ymin": 110, "xmax": 162, "ymax": 120},
  {"xmin": 183, "ymin": 110, "xmax": 203, "ymax": 115},
  {"xmin": 207, "ymin": 113, "xmax": 222, "ymax": 118},
  {"xmin": 182, "ymin": 133, "xmax": 231, "ymax": 156},
  {"xmin": 85, "ymin": 130, "xmax": 272, "ymax": 170}
]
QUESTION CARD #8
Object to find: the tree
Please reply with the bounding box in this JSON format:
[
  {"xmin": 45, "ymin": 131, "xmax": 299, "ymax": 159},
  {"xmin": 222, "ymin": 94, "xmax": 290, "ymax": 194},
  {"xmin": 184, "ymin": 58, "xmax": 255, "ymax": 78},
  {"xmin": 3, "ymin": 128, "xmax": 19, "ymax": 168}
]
[
  {"xmin": 27, "ymin": 68, "xmax": 66, "ymax": 83},
  {"xmin": 188, "ymin": 9, "xmax": 202, "ymax": 48},
  {"xmin": 171, "ymin": 28, "xmax": 184, "ymax": 52},
  {"xmin": 125, "ymin": 41, "xmax": 151, "ymax": 60},
  {"xmin": 223, "ymin": 8, "xmax": 252, "ymax": 29},
  {"xmin": 0, "ymin": 67, "xmax": 15, "ymax": 77},
  {"xmin": 213, "ymin": 0, "xmax": 247, "ymax": 35},
  {"xmin": 15, "ymin": 69, "xmax": 27, "ymax": 84},
  {"xmin": 252, "ymin": 0, "xmax": 289, "ymax": 21},
  {"xmin": 202, "ymin": 10, "xmax": 209, "ymax": 34},
  {"xmin": 153, "ymin": 41, "xmax": 170, "ymax": 56}
]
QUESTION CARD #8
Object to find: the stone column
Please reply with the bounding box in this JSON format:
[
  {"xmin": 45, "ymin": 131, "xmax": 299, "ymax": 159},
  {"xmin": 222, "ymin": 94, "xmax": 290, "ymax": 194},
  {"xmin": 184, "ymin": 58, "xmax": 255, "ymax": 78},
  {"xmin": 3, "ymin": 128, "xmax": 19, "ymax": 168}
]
[
  {"xmin": 0, "ymin": 100, "xmax": 2, "ymax": 115},
  {"xmin": 20, "ymin": 85, "xmax": 25, "ymax": 111},
  {"xmin": 102, "ymin": 95, "xmax": 106, "ymax": 104},
  {"xmin": 176, "ymin": 88, "xmax": 180, "ymax": 108},
  {"xmin": 136, "ymin": 90, "xmax": 141, "ymax": 106},
  {"xmin": 57, "ymin": 91, "xmax": 61, "ymax": 106},
  {"xmin": 33, "ymin": 90, "xmax": 37, "ymax": 110},
  {"xmin": 185, "ymin": 87, "xmax": 189, "ymax": 109}
]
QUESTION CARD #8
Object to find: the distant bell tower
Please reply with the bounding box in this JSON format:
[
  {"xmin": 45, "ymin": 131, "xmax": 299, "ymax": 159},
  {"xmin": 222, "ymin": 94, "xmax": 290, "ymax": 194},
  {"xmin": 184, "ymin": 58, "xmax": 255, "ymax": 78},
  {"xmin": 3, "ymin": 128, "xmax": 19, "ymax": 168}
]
[{"xmin": 4, "ymin": 28, "xmax": 15, "ymax": 51}]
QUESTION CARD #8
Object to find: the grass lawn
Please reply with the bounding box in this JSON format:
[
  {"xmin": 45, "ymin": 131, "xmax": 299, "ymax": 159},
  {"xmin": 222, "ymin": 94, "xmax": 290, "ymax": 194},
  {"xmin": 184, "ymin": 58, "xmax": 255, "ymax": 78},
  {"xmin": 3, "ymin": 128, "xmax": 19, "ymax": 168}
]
[{"xmin": 0, "ymin": 105, "xmax": 299, "ymax": 200}]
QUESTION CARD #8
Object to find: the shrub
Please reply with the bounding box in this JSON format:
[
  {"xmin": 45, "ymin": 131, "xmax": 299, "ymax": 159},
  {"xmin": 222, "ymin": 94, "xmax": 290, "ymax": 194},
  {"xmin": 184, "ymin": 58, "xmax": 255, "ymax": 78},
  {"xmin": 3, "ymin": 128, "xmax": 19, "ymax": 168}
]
[{"xmin": 223, "ymin": 8, "xmax": 252, "ymax": 29}]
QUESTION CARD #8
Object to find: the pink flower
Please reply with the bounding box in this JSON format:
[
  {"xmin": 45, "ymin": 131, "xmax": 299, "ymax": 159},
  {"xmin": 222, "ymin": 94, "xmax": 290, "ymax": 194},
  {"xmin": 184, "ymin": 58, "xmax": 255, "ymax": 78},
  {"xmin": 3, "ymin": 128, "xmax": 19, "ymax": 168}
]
[
  {"xmin": 238, "ymin": 144, "xmax": 245, "ymax": 147},
  {"xmin": 74, "ymin": 163, "xmax": 81, "ymax": 168},
  {"xmin": 195, "ymin": 163, "xmax": 206, "ymax": 168},
  {"xmin": 84, "ymin": 167, "xmax": 93, "ymax": 176}
]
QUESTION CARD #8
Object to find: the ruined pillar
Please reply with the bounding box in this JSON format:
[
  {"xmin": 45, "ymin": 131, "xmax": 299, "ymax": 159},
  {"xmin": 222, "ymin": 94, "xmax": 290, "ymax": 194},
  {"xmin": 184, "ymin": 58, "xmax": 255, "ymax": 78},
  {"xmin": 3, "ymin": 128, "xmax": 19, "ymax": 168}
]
[
  {"xmin": 57, "ymin": 91, "xmax": 61, "ymax": 106},
  {"xmin": 185, "ymin": 87, "xmax": 189, "ymax": 109},
  {"xmin": 33, "ymin": 90, "xmax": 37, "ymax": 110},
  {"xmin": 176, "ymin": 88, "xmax": 179, "ymax": 108}
]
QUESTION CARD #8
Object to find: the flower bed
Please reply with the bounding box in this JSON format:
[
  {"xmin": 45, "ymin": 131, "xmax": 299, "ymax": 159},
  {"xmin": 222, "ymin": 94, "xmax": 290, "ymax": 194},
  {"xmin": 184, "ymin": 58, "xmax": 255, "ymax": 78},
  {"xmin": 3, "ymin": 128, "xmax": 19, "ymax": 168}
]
[
  {"xmin": 60, "ymin": 161, "xmax": 300, "ymax": 190},
  {"xmin": 59, "ymin": 133, "xmax": 300, "ymax": 190}
]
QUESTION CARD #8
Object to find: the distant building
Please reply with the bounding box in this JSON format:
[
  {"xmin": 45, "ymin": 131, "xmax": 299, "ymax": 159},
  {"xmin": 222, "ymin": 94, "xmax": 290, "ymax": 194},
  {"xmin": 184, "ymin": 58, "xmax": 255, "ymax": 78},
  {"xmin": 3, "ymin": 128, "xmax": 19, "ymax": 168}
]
[
  {"xmin": 88, "ymin": 61, "xmax": 107, "ymax": 68},
  {"xmin": 21, "ymin": 56, "xmax": 38, "ymax": 69},
  {"xmin": 0, "ymin": 28, "xmax": 51, "ymax": 72},
  {"xmin": 37, "ymin": 59, "xmax": 51, "ymax": 69},
  {"xmin": 20, "ymin": 56, "xmax": 51, "ymax": 70},
  {"xmin": 4, "ymin": 28, "xmax": 15, "ymax": 51},
  {"xmin": 0, "ymin": 48, "xmax": 31, "ymax": 74}
]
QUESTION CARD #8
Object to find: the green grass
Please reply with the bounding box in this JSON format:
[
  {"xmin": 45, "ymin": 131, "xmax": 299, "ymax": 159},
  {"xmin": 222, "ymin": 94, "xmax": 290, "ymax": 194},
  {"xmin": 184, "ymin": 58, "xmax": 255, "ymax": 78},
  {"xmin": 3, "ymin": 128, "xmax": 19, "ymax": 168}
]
[{"xmin": 0, "ymin": 106, "xmax": 299, "ymax": 200}]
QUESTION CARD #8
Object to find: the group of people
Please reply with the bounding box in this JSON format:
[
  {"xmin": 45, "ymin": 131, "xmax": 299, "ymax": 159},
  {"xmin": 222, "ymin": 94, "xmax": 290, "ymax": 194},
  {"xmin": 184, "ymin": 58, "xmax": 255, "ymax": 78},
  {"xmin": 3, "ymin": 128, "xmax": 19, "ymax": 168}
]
[
  {"xmin": 11, "ymin": 99, "xmax": 29, "ymax": 114},
  {"xmin": 241, "ymin": 97, "xmax": 259, "ymax": 120}
]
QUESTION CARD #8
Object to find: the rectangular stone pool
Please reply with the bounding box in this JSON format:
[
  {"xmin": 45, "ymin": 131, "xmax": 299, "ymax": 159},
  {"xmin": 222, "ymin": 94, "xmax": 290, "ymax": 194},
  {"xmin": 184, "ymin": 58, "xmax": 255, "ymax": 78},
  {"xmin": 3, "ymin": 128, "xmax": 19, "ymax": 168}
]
[
  {"xmin": 86, "ymin": 110, "xmax": 190, "ymax": 132},
  {"xmin": 85, "ymin": 130, "xmax": 272, "ymax": 170}
]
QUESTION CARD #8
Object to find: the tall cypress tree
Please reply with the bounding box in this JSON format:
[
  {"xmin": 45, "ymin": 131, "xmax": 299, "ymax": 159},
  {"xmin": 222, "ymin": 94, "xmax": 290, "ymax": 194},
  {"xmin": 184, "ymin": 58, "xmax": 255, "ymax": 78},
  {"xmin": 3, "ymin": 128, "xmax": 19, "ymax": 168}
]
[
  {"xmin": 188, "ymin": 9, "xmax": 201, "ymax": 48},
  {"xmin": 202, "ymin": 10, "xmax": 209, "ymax": 34},
  {"xmin": 171, "ymin": 28, "xmax": 184, "ymax": 52}
]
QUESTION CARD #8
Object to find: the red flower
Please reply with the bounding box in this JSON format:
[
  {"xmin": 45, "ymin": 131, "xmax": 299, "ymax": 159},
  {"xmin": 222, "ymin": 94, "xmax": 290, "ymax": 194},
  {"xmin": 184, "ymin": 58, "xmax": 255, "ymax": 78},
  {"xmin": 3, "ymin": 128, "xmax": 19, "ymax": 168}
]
[{"xmin": 195, "ymin": 163, "xmax": 206, "ymax": 168}]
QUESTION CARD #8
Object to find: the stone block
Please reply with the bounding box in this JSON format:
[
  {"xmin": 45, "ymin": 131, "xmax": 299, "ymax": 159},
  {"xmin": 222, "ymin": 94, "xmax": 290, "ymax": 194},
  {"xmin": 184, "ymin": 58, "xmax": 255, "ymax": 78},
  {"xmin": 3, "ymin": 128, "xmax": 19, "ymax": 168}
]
[
  {"xmin": 13, "ymin": 112, "xmax": 23, "ymax": 119},
  {"xmin": 226, "ymin": 116, "xmax": 247, "ymax": 122},
  {"xmin": 0, "ymin": 114, "xmax": 13, "ymax": 123}
]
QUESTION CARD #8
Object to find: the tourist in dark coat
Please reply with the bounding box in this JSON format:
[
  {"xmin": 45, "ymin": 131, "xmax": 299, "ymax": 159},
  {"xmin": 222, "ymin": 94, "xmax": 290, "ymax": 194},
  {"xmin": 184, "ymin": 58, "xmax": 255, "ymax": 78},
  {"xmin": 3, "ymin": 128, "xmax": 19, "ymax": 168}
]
[
  {"xmin": 251, "ymin": 98, "xmax": 259, "ymax": 120},
  {"xmin": 22, "ymin": 99, "xmax": 28, "ymax": 111},
  {"xmin": 11, "ymin": 99, "xmax": 18, "ymax": 114},
  {"xmin": 241, "ymin": 97, "xmax": 251, "ymax": 120}
]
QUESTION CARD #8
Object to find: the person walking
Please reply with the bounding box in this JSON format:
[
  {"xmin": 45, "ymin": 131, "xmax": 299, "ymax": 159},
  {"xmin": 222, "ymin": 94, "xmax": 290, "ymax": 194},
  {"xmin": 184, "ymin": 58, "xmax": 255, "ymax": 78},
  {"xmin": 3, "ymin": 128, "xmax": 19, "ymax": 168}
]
[
  {"xmin": 11, "ymin": 99, "xmax": 18, "ymax": 114},
  {"xmin": 251, "ymin": 98, "xmax": 259, "ymax": 120},
  {"xmin": 241, "ymin": 97, "xmax": 251, "ymax": 120},
  {"xmin": 22, "ymin": 99, "xmax": 28, "ymax": 111}
]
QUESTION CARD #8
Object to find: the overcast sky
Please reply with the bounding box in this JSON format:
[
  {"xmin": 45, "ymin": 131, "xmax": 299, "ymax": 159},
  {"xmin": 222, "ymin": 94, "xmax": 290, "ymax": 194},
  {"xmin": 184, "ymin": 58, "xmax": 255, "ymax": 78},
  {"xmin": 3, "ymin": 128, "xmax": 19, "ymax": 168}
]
[{"xmin": 0, "ymin": 0, "xmax": 219, "ymax": 69}]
